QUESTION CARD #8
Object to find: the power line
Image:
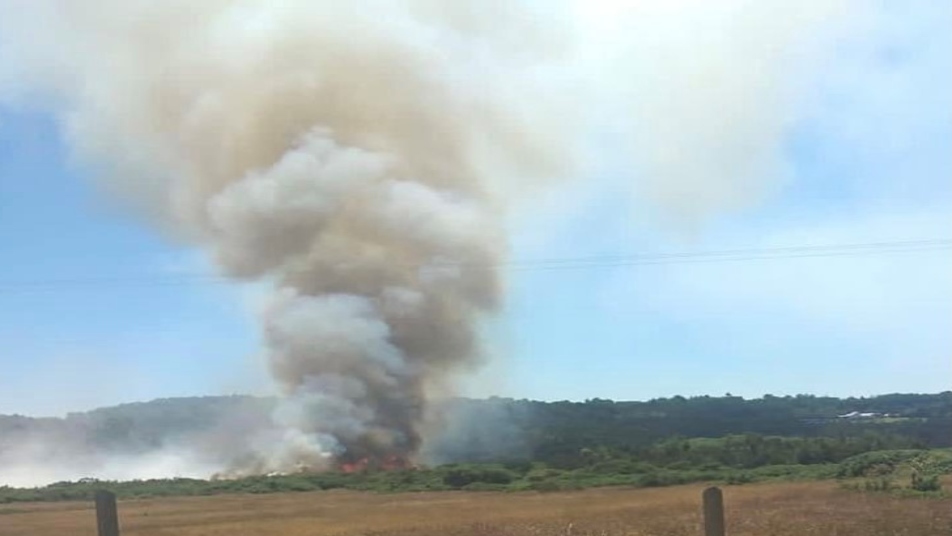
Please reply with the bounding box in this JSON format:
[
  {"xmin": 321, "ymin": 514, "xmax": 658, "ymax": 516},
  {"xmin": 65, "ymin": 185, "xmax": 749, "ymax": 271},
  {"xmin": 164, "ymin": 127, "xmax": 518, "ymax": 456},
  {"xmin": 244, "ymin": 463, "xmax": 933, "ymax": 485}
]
[
  {"xmin": 0, "ymin": 238, "xmax": 950, "ymax": 292},
  {"xmin": 506, "ymin": 238, "xmax": 952, "ymax": 272}
]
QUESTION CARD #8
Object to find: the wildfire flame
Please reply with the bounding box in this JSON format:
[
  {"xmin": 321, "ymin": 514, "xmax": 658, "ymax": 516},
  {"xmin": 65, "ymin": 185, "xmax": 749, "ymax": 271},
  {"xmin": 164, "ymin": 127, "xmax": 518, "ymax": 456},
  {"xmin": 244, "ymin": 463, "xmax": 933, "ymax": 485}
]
[{"xmin": 338, "ymin": 455, "xmax": 413, "ymax": 473}]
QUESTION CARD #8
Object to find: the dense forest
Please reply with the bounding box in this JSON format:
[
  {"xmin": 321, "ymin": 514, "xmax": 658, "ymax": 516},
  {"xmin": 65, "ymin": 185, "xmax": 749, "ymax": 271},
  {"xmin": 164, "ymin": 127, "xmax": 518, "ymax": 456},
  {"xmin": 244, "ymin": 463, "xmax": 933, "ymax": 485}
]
[
  {"xmin": 2, "ymin": 392, "xmax": 951, "ymax": 501},
  {"xmin": 437, "ymin": 392, "xmax": 952, "ymax": 467}
]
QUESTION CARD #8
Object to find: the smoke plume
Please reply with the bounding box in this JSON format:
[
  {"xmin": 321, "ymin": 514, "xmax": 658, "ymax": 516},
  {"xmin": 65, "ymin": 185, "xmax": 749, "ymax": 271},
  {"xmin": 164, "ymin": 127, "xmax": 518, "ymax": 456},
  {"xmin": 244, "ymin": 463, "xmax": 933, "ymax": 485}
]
[
  {"xmin": 0, "ymin": 0, "xmax": 867, "ymax": 478},
  {"xmin": 575, "ymin": 0, "xmax": 860, "ymax": 226},
  {"xmin": 0, "ymin": 0, "xmax": 577, "ymax": 472}
]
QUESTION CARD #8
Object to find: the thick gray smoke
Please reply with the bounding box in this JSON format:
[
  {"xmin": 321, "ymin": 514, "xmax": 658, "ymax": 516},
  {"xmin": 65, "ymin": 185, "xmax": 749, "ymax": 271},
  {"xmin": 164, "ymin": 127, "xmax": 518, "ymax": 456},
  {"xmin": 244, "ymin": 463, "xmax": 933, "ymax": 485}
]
[
  {"xmin": 0, "ymin": 0, "xmax": 576, "ymax": 472},
  {"xmin": 0, "ymin": 0, "xmax": 866, "ymax": 479}
]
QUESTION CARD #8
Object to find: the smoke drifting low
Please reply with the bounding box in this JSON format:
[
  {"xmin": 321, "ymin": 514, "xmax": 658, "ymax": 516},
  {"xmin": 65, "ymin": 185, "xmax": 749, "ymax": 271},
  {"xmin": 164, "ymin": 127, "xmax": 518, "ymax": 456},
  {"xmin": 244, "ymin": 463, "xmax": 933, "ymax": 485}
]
[{"xmin": 0, "ymin": 0, "xmax": 865, "ymax": 481}]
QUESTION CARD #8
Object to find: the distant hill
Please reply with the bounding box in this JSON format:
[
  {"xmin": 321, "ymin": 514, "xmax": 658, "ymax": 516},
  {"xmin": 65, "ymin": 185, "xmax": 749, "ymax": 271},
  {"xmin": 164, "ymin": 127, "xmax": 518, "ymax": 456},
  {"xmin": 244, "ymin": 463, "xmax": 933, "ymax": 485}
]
[
  {"xmin": 435, "ymin": 392, "xmax": 952, "ymax": 466},
  {"xmin": 2, "ymin": 392, "xmax": 951, "ymax": 484},
  {"xmin": 1, "ymin": 395, "xmax": 273, "ymax": 456},
  {"xmin": 4, "ymin": 392, "xmax": 952, "ymax": 453}
]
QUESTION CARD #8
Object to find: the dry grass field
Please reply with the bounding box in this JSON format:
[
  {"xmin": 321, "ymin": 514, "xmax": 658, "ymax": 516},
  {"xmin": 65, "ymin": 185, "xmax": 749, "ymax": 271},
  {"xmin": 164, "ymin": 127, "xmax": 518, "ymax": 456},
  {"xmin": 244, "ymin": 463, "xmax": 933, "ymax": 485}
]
[{"xmin": 2, "ymin": 481, "xmax": 951, "ymax": 536}]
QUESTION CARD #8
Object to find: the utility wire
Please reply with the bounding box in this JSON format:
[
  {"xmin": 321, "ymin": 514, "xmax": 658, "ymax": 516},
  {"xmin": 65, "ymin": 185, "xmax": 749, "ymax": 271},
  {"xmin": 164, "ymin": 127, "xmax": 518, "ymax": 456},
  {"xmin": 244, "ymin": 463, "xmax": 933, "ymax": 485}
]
[
  {"xmin": 507, "ymin": 239, "xmax": 952, "ymax": 272},
  {"xmin": 0, "ymin": 238, "xmax": 950, "ymax": 292}
]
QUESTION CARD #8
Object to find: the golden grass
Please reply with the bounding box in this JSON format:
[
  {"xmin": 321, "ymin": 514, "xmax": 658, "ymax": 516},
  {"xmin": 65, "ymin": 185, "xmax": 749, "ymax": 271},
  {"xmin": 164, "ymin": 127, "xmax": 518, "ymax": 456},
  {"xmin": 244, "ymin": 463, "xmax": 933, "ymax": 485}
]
[{"xmin": 2, "ymin": 481, "xmax": 951, "ymax": 536}]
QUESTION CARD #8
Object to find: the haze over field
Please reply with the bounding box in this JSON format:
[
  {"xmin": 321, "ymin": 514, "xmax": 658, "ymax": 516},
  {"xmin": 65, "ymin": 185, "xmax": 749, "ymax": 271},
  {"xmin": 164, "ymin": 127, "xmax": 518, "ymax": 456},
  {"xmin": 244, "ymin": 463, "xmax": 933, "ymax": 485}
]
[{"xmin": 0, "ymin": 1, "xmax": 949, "ymax": 485}]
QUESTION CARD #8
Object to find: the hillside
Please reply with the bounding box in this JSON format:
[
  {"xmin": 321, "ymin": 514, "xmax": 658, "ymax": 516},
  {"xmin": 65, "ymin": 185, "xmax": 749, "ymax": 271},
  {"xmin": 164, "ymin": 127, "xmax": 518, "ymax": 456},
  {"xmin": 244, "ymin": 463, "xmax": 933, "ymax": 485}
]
[
  {"xmin": 3, "ymin": 392, "xmax": 952, "ymax": 501},
  {"xmin": 3, "ymin": 392, "xmax": 951, "ymax": 470}
]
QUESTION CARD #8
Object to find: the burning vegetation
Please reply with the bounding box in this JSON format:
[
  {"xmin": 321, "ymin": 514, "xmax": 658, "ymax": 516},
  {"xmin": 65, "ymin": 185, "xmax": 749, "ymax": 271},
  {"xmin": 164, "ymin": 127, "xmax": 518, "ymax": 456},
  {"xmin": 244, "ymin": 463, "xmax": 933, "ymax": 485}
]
[{"xmin": 338, "ymin": 454, "xmax": 414, "ymax": 474}]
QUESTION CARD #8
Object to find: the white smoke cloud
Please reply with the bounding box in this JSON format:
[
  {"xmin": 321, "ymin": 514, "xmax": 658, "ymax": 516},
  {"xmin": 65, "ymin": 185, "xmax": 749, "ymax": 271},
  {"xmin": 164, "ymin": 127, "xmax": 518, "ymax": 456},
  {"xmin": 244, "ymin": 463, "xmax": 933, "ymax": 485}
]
[
  {"xmin": 0, "ymin": 447, "xmax": 219, "ymax": 488},
  {"xmin": 575, "ymin": 0, "xmax": 864, "ymax": 226},
  {"xmin": 1, "ymin": 0, "xmax": 581, "ymax": 472},
  {"xmin": 0, "ymin": 0, "xmax": 873, "ymax": 479}
]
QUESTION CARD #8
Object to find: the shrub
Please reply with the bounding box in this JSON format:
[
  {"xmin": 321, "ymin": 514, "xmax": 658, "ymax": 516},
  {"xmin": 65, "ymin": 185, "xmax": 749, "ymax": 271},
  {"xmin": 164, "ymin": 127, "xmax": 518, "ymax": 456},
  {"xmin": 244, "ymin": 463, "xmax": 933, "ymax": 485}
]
[
  {"xmin": 636, "ymin": 471, "xmax": 679, "ymax": 488},
  {"xmin": 462, "ymin": 482, "xmax": 508, "ymax": 492},
  {"xmin": 726, "ymin": 472, "xmax": 754, "ymax": 485},
  {"xmin": 862, "ymin": 477, "xmax": 895, "ymax": 492},
  {"xmin": 442, "ymin": 466, "xmax": 515, "ymax": 489},
  {"xmin": 910, "ymin": 471, "xmax": 941, "ymax": 492},
  {"xmin": 502, "ymin": 460, "xmax": 533, "ymax": 475},
  {"xmin": 530, "ymin": 480, "xmax": 564, "ymax": 493},
  {"xmin": 525, "ymin": 468, "xmax": 563, "ymax": 482},
  {"xmin": 836, "ymin": 450, "xmax": 923, "ymax": 478}
]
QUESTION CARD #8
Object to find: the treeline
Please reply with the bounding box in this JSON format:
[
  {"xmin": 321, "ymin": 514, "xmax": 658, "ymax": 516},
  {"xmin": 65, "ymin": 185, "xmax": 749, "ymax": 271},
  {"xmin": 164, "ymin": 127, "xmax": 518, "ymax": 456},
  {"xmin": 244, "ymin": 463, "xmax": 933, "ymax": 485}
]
[
  {"xmin": 3, "ymin": 392, "xmax": 950, "ymax": 462},
  {"xmin": 577, "ymin": 433, "xmax": 921, "ymax": 471},
  {"xmin": 436, "ymin": 392, "xmax": 952, "ymax": 466}
]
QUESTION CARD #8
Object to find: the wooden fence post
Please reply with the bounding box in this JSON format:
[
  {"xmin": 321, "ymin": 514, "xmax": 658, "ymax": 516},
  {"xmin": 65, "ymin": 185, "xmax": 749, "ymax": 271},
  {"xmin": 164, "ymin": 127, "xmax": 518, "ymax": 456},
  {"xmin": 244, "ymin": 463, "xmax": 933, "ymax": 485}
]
[
  {"xmin": 702, "ymin": 486, "xmax": 725, "ymax": 536},
  {"xmin": 95, "ymin": 490, "xmax": 120, "ymax": 536}
]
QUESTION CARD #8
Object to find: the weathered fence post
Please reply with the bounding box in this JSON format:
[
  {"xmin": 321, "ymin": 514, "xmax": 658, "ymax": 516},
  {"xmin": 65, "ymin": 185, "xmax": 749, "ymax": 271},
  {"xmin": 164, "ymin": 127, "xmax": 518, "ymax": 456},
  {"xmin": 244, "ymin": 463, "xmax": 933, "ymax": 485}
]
[
  {"xmin": 702, "ymin": 486, "xmax": 725, "ymax": 536},
  {"xmin": 95, "ymin": 490, "xmax": 120, "ymax": 536}
]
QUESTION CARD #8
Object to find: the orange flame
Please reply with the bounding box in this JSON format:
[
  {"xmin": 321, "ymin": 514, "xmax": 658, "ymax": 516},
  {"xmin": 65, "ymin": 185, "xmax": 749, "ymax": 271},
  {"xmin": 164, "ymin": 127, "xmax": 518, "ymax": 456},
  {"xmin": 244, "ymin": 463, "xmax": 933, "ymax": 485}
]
[
  {"xmin": 337, "ymin": 455, "xmax": 413, "ymax": 473},
  {"xmin": 339, "ymin": 457, "xmax": 370, "ymax": 473}
]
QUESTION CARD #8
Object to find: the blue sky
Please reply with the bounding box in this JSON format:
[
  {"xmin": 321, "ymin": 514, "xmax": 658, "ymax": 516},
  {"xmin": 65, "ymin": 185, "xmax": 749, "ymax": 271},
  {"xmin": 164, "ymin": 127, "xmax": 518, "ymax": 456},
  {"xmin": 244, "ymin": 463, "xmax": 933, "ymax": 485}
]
[{"xmin": 1, "ymin": 2, "xmax": 950, "ymax": 416}]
